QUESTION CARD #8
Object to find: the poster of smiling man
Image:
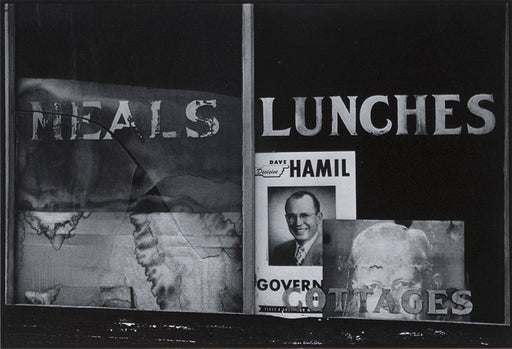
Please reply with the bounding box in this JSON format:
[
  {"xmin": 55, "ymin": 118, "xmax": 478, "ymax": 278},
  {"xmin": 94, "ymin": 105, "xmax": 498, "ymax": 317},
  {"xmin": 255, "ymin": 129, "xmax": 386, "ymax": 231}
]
[
  {"xmin": 268, "ymin": 186, "xmax": 336, "ymax": 266},
  {"xmin": 255, "ymin": 151, "xmax": 356, "ymax": 317}
]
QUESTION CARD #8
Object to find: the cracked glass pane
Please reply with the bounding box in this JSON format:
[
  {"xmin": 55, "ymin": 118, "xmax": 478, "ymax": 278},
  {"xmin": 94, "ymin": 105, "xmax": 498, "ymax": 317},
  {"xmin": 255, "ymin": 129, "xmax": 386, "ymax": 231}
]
[{"xmin": 11, "ymin": 3, "xmax": 243, "ymax": 313}]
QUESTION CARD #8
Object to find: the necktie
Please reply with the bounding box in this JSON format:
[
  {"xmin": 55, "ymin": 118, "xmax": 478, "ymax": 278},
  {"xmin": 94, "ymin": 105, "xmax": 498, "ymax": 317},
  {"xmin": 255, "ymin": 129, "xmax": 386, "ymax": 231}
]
[{"xmin": 295, "ymin": 245, "xmax": 306, "ymax": 266}]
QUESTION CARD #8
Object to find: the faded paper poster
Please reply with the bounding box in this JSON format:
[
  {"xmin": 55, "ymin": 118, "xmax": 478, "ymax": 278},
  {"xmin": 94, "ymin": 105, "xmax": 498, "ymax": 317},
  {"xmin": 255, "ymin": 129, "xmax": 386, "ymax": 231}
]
[
  {"xmin": 14, "ymin": 78, "xmax": 243, "ymax": 313},
  {"xmin": 323, "ymin": 220, "xmax": 469, "ymax": 322},
  {"xmin": 254, "ymin": 151, "xmax": 356, "ymax": 317}
]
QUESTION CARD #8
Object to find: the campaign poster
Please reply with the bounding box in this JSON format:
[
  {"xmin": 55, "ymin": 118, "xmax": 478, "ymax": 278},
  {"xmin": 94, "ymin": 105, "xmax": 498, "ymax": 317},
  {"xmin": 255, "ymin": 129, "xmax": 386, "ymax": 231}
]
[{"xmin": 255, "ymin": 151, "xmax": 356, "ymax": 317}]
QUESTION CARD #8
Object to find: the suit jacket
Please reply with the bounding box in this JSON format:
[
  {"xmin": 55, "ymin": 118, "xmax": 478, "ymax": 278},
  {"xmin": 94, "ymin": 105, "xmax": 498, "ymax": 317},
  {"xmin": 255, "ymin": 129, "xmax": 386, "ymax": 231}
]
[{"xmin": 270, "ymin": 233, "xmax": 322, "ymax": 266}]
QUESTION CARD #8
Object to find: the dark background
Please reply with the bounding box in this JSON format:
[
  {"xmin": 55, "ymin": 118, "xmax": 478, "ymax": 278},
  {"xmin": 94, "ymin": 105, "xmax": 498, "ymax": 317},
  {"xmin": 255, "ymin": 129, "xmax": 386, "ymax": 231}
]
[
  {"xmin": 255, "ymin": 1, "xmax": 507, "ymax": 325},
  {"xmin": 2, "ymin": 1, "xmax": 512, "ymax": 347},
  {"xmin": 13, "ymin": 2, "xmax": 242, "ymax": 95}
]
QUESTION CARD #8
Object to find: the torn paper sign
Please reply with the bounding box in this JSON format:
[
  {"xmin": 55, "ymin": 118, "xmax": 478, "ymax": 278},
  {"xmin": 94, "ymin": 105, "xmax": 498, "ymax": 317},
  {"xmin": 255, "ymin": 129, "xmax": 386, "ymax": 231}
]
[{"xmin": 16, "ymin": 78, "xmax": 242, "ymax": 212}]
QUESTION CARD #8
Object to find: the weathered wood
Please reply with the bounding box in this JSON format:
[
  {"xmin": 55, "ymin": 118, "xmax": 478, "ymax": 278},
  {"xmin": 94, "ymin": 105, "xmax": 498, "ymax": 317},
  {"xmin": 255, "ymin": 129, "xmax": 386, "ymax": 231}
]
[{"xmin": 3, "ymin": 305, "xmax": 512, "ymax": 347}]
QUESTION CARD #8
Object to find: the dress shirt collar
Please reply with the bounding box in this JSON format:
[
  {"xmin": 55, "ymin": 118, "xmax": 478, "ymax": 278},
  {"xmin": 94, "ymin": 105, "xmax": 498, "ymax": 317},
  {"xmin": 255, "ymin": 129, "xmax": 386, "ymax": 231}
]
[{"xmin": 295, "ymin": 232, "xmax": 319, "ymax": 258}]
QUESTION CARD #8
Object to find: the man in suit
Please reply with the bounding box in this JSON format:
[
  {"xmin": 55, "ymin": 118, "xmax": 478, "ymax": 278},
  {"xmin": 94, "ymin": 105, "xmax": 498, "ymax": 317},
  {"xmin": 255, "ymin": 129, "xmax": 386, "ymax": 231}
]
[{"xmin": 270, "ymin": 191, "xmax": 323, "ymax": 266}]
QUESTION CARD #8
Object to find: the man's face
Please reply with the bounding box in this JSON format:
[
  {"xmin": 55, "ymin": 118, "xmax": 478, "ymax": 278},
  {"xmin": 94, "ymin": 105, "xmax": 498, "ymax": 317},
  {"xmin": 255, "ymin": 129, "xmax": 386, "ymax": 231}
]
[
  {"xmin": 285, "ymin": 195, "xmax": 322, "ymax": 244},
  {"xmin": 352, "ymin": 239, "xmax": 424, "ymax": 320}
]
